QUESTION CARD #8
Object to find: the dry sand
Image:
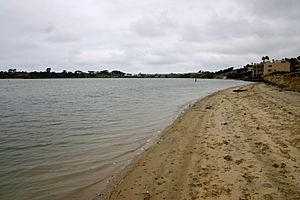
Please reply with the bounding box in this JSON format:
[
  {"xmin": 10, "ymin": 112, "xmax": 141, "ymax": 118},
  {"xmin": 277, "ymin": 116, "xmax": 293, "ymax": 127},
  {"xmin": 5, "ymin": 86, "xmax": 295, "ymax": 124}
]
[{"xmin": 102, "ymin": 83, "xmax": 300, "ymax": 200}]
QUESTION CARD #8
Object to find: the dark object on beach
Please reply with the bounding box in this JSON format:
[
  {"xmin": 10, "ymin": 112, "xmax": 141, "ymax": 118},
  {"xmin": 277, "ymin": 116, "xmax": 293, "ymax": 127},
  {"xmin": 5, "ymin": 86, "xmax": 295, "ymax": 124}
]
[
  {"xmin": 273, "ymin": 163, "xmax": 279, "ymax": 168},
  {"xmin": 233, "ymin": 89, "xmax": 247, "ymax": 92},
  {"xmin": 224, "ymin": 155, "xmax": 233, "ymax": 161}
]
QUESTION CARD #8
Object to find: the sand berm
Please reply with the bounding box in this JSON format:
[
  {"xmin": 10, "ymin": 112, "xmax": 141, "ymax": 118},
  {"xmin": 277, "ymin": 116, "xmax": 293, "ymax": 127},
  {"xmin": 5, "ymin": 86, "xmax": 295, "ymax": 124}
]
[{"xmin": 101, "ymin": 83, "xmax": 300, "ymax": 200}]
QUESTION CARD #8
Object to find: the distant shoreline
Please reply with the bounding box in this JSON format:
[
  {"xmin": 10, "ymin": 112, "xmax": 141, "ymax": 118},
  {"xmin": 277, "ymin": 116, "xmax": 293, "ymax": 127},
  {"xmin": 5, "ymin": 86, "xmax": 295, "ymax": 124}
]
[{"xmin": 0, "ymin": 66, "xmax": 253, "ymax": 80}]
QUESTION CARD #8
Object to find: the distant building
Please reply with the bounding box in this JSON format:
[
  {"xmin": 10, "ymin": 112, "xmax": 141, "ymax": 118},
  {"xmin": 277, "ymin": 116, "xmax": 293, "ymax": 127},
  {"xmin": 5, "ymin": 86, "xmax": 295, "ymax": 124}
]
[
  {"xmin": 252, "ymin": 60, "xmax": 290, "ymax": 78},
  {"xmin": 252, "ymin": 63, "xmax": 264, "ymax": 79},
  {"xmin": 293, "ymin": 57, "xmax": 300, "ymax": 72},
  {"xmin": 263, "ymin": 60, "xmax": 290, "ymax": 76},
  {"xmin": 294, "ymin": 64, "xmax": 300, "ymax": 72}
]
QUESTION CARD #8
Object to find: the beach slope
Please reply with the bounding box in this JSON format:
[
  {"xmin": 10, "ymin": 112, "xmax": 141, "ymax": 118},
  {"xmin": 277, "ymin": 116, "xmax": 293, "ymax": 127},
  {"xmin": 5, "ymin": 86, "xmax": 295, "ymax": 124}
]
[{"xmin": 104, "ymin": 83, "xmax": 300, "ymax": 200}]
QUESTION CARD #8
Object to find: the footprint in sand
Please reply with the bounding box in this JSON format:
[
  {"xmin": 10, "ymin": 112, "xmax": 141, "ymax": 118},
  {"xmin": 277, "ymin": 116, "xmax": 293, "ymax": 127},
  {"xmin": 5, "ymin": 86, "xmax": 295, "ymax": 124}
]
[
  {"xmin": 263, "ymin": 193, "xmax": 274, "ymax": 200},
  {"xmin": 242, "ymin": 173, "xmax": 256, "ymax": 183},
  {"xmin": 223, "ymin": 140, "xmax": 229, "ymax": 145},
  {"xmin": 262, "ymin": 182, "xmax": 272, "ymax": 188},
  {"xmin": 254, "ymin": 142, "xmax": 270, "ymax": 154},
  {"xmin": 235, "ymin": 159, "xmax": 244, "ymax": 165}
]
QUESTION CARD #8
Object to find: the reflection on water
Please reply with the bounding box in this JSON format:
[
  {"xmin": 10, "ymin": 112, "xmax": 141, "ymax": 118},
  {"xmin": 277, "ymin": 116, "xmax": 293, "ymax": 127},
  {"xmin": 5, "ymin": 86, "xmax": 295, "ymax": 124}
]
[{"xmin": 0, "ymin": 78, "xmax": 248, "ymax": 199}]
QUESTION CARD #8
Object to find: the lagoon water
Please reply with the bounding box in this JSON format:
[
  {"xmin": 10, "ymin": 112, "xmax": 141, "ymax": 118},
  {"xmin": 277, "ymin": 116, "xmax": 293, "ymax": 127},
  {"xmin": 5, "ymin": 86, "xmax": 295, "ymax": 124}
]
[{"xmin": 0, "ymin": 78, "xmax": 248, "ymax": 199}]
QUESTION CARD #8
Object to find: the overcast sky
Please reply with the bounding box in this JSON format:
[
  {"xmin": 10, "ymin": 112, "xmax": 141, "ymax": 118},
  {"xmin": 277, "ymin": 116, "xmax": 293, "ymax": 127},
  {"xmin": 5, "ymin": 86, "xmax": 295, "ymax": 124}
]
[{"xmin": 0, "ymin": 0, "xmax": 299, "ymax": 73}]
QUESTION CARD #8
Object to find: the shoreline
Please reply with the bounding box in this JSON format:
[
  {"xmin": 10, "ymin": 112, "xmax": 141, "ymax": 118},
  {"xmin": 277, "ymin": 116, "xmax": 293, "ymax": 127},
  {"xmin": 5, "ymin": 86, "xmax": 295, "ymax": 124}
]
[
  {"xmin": 101, "ymin": 83, "xmax": 300, "ymax": 200},
  {"xmin": 102, "ymin": 89, "xmax": 233, "ymax": 197},
  {"xmin": 98, "ymin": 84, "xmax": 253, "ymax": 199},
  {"xmin": 99, "ymin": 84, "xmax": 247, "ymax": 200},
  {"xmin": 61, "ymin": 83, "xmax": 249, "ymax": 200}
]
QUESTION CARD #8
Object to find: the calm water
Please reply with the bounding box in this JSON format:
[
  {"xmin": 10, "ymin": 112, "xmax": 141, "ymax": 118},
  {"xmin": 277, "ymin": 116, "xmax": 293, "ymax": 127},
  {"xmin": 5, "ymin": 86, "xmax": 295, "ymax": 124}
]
[{"xmin": 0, "ymin": 78, "xmax": 248, "ymax": 199}]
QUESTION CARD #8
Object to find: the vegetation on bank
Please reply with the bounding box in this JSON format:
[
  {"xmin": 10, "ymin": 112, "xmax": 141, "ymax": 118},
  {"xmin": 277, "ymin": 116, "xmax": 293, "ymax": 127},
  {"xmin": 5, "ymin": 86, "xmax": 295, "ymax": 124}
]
[
  {"xmin": 0, "ymin": 67, "xmax": 251, "ymax": 80},
  {"xmin": 264, "ymin": 72, "xmax": 300, "ymax": 92},
  {"xmin": 1, "ymin": 56, "xmax": 299, "ymax": 80}
]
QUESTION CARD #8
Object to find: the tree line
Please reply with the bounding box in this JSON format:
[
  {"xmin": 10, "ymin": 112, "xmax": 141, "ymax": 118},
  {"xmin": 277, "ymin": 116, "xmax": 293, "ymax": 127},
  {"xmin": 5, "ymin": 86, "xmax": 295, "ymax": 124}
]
[
  {"xmin": 1, "ymin": 56, "xmax": 299, "ymax": 80},
  {"xmin": 0, "ymin": 67, "xmax": 252, "ymax": 80}
]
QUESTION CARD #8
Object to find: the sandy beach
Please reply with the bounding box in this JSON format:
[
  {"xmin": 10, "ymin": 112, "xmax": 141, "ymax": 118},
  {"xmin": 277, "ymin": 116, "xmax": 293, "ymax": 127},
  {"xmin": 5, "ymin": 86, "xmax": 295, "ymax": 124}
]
[{"xmin": 100, "ymin": 83, "xmax": 300, "ymax": 200}]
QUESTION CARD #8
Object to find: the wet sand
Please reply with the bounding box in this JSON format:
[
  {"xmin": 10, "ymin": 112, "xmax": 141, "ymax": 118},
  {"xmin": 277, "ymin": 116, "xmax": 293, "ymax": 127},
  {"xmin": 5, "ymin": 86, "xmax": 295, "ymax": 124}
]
[{"xmin": 103, "ymin": 83, "xmax": 300, "ymax": 200}]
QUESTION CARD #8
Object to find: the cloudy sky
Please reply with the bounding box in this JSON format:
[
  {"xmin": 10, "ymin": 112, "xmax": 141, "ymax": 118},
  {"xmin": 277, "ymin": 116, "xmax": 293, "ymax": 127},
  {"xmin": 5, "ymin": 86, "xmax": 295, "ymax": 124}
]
[{"xmin": 0, "ymin": 0, "xmax": 299, "ymax": 73}]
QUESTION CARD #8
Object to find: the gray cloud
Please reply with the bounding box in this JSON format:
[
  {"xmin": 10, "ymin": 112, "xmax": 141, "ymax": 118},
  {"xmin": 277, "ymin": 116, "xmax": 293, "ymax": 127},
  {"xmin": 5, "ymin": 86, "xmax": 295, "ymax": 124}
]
[
  {"xmin": 131, "ymin": 14, "xmax": 178, "ymax": 37},
  {"xmin": 0, "ymin": 0, "xmax": 299, "ymax": 73},
  {"xmin": 42, "ymin": 26, "xmax": 80, "ymax": 44}
]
